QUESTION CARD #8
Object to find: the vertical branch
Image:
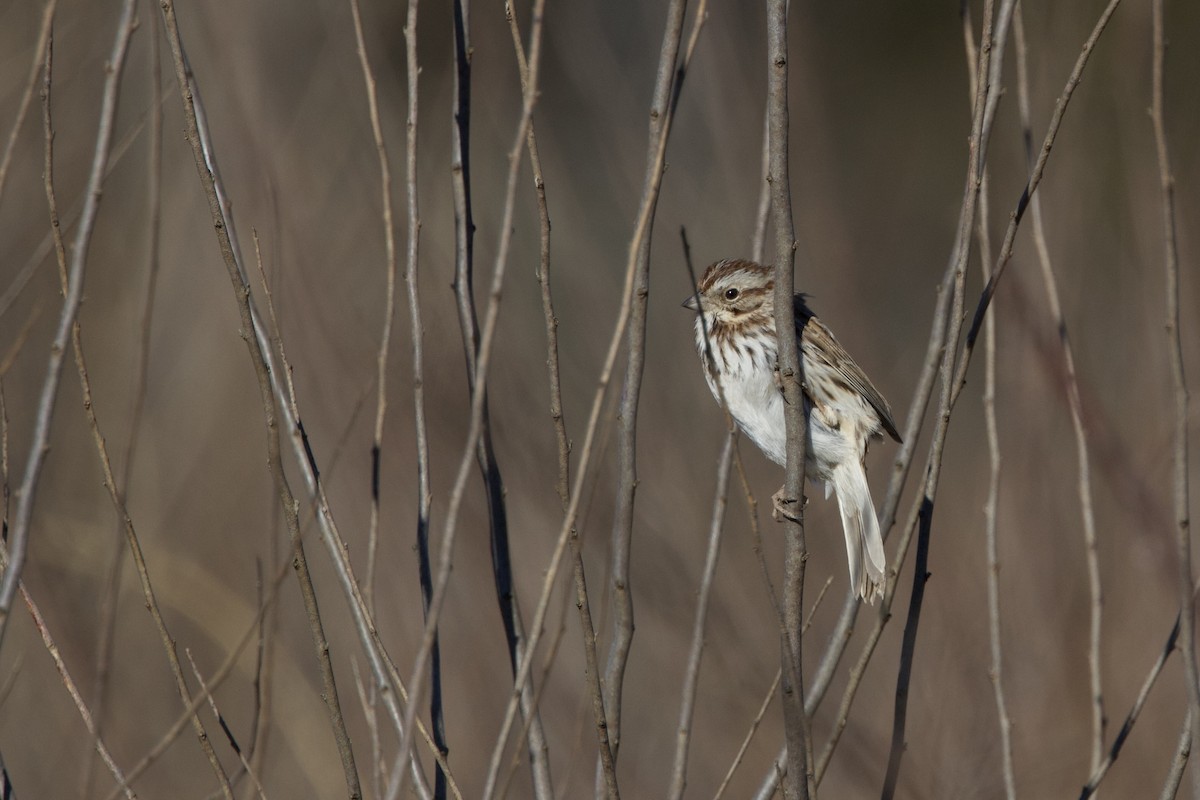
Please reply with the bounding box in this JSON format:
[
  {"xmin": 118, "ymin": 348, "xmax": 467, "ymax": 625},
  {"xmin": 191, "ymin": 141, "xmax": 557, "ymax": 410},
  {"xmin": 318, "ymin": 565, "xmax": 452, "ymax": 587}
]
[
  {"xmin": 764, "ymin": 0, "xmax": 810, "ymax": 797},
  {"xmin": 0, "ymin": 0, "xmax": 136, "ymax": 642},
  {"xmin": 881, "ymin": 1, "xmax": 1004, "ymax": 795},
  {"xmin": 84, "ymin": 3, "xmax": 166, "ymax": 792},
  {"xmin": 348, "ymin": 3, "xmax": 403, "ymax": 796},
  {"xmin": 392, "ymin": 0, "xmax": 442, "ymax": 793},
  {"xmin": 100, "ymin": 557, "xmax": 294, "ymax": 800},
  {"xmin": 1151, "ymin": 0, "xmax": 1199, "ymax": 793},
  {"xmin": 0, "ymin": 0, "xmax": 56, "ymax": 209},
  {"xmin": 449, "ymin": 2, "xmax": 553, "ymax": 796},
  {"xmin": 0, "ymin": 387, "xmax": 12, "ymax": 800},
  {"xmin": 951, "ymin": 0, "xmax": 1123, "ymax": 403},
  {"xmin": 347, "ymin": 2, "xmax": 402, "ymax": 794},
  {"xmin": 482, "ymin": 3, "xmax": 705, "ymax": 796},
  {"xmin": 602, "ymin": 0, "xmax": 689, "ymax": 778},
  {"xmin": 668, "ymin": 431, "xmax": 734, "ymax": 800},
  {"xmin": 766, "ymin": 0, "xmax": 1021, "ymax": 791},
  {"xmin": 1159, "ymin": 712, "xmax": 1193, "ymax": 800},
  {"xmin": 348, "ymin": 0, "xmax": 400, "ymax": 618},
  {"xmin": 184, "ymin": 650, "xmax": 269, "ymax": 800},
  {"xmin": 42, "ymin": 22, "xmax": 235, "ymax": 797},
  {"xmin": 879, "ymin": 0, "xmax": 1122, "ymax": 793},
  {"xmin": 19, "ymin": 585, "xmax": 133, "ymax": 798},
  {"xmin": 156, "ymin": 5, "xmax": 363, "ymax": 797},
  {"xmin": 392, "ymin": 0, "xmax": 547, "ymax": 795},
  {"xmin": 505, "ymin": 5, "xmax": 613, "ymax": 791},
  {"xmin": 968, "ymin": 8, "xmax": 1016, "ymax": 799},
  {"xmin": 1080, "ymin": 613, "xmax": 1183, "ymax": 798},
  {"xmin": 1013, "ymin": 8, "xmax": 1105, "ymax": 780}
]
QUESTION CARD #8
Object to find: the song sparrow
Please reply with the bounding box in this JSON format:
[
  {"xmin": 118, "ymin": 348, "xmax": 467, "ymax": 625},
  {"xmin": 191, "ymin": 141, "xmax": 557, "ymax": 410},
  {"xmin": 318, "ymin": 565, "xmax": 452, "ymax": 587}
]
[{"xmin": 683, "ymin": 258, "xmax": 901, "ymax": 603}]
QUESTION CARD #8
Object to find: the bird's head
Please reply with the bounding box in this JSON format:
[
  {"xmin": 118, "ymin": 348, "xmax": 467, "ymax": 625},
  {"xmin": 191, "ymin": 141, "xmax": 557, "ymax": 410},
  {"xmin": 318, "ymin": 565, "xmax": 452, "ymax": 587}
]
[{"xmin": 682, "ymin": 258, "xmax": 775, "ymax": 326}]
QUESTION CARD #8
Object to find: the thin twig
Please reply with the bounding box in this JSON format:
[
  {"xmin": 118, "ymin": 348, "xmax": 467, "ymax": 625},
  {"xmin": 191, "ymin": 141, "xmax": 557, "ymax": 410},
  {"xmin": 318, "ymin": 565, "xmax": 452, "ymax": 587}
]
[
  {"xmin": 1151, "ymin": 0, "xmax": 1198, "ymax": 794},
  {"xmin": 0, "ymin": 0, "xmax": 56, "ymax": 211},
  {"xmin": 881, "ymin": 3, "xmax": 1006, "ymax": 793},
  {"xmin": 0, "ymin": 0, "xmax": 137, "ymax": 644},
  {"xmin": 84, "ymin": 3, "xmax": 165, "ymax": 791},
  {"xmin": 347, "ymin": 1, "xmax": 414, "ymax": 795},
  {"xmin": 350, "ymin": 659, "xmax": 384, "ymax": 800},
  {"xmin": 392, "ymin": 0, "xmax": 547, "ymax": 796},
  {"xmin": 157, "ymin": 6, "xmax": 362, "ymax": 796},
  {"xmin": 602, "ymin": 0, "xmax": 692, "ymax": 787},
  {"xmin": 1079, "ymin": 613, "xmax": 1183, "ymax": 799},
  {"xmin": 1013, "ymin": 8, "xmax": 1105, "ymax": 782},
  {"xmin": 0, "ymin": 81, "xmax": 165, "ymax": 324},
  {"xmin": 1158, "ymin": 712, "xmax": 1192, "ymax": 800},
  {"xmin": 716, "ymin": 668, "xmax": 782, "ymax": 800},
  {"xmin": 41, "ymin": 25, "xmax": 235, "ymax": 795},
  {"xmin": 247, "ymin": 550, "xmax": 280, "ymax": 800},
  {"xmin": 504, "ymin": 5, "xmax": 603, "ymax": 793},
  {"xmin": 103, "ymin": 556, "xmax": 292, "ymax": 800},
  {"xmin": 184, "ymin": 649, "xmax": 269, "ymax": 800},
  {"xmin": 970, "ymin": 8, "xmax": 1015, "ymax": 799},
  {"xmin": 496, "ymin": 592, "xmax": 574, "ymax": 800},
  {"xmin": 450, "ymin": 4, "xmax": 553, "ymax": 796},
  {"xmin": 18, "ymin": 584, "xmax": 133, "ymax": 798},
  {"xmin": 161, "ymin": 18, "xmax": 445, "ymax": 793},
  {"xmin": 348, "ymin": 0, "xmax": 399, "ymax": 620},
  {"xmin": 256, "ymin": 239, "xmax": 440, "ymax": 800},
  {"xmin": 668, "ymin": 430, "xmax": 735, "ymax": 800},
  {"xmin": 717, "ymin": 577, "xmax": 829, "ymax": 800},
  {"xmin": 478, "ymin": 2, "xmax": 698, "ymax": 794},
  {"xmin": 761, "ymin": 3, "xmax": 1010, "ymax": 780},
  {"xmin": 951, "ymin": 0, "xmax": 1124, "ymax": 407}
]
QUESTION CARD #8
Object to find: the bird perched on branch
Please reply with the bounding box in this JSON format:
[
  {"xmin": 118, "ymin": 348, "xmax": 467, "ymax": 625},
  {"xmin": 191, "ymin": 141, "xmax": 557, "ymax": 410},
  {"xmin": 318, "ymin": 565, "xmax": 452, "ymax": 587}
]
[{"xmin": 683, "ymin": 258, "xmax": 901, "ymax": 603}]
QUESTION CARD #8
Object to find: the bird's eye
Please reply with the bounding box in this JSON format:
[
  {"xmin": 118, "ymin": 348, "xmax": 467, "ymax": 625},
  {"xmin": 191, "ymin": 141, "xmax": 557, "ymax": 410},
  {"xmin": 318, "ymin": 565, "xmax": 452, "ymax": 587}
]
[{"xmin": 724, "ymin": 288, "xmax": 739, "ymax": 301}]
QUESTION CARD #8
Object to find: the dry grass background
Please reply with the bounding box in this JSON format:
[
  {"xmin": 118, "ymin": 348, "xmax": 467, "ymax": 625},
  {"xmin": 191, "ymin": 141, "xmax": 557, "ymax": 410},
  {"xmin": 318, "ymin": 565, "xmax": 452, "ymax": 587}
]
[{"xmin": 0, "ymin": 0, "xmax": 1198, "ymax": 797}]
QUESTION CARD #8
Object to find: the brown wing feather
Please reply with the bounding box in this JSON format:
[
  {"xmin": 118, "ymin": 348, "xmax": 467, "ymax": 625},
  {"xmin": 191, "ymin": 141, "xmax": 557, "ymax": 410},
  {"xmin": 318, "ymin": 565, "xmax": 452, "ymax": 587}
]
[{"xmin": 795, "ymin": 296, "xmax": 902, "ymax": 443}]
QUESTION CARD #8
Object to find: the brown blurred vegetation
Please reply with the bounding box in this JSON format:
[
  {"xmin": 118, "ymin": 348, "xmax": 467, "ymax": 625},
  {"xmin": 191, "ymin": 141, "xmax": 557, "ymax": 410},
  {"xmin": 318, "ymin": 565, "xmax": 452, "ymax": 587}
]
[{"xmin": 1, "ymin": 0, "xmax": 1198, "ymax": 797}]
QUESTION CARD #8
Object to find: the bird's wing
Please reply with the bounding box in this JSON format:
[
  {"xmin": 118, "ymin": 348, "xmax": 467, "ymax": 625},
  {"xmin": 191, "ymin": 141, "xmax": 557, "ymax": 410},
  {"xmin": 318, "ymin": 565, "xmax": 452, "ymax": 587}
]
[{"xmin": 795, "ymin": 300, "xmax": 903, "ymax": 443}]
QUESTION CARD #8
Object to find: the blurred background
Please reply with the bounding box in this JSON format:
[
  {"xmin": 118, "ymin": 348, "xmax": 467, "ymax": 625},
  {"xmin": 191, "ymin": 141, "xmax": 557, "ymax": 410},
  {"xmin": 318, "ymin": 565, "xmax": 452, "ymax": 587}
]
[{"xmin": 1, "ymin": 0, "xmax": 1198, "ymax": 797}]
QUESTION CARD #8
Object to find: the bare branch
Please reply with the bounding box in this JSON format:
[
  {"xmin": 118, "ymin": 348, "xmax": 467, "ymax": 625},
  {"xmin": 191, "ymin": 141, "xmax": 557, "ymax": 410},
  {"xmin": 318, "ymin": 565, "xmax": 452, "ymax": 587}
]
[
  {"xmin": 0, "ymin": 0, "xmax": 55, "ymax": 210},
  {"xmin": 394, "ymin": 0, "xmax": 547, "ymax": 795},
  {"xmin": 764, "ymin": 0, "xmax": 811, "ymax": 795},
  {"xmin": 0, "ymin": 0, "xmax": 136, "ymax": 642},
  {"xmin": 451, "ymin": 4, "xmax": 553, "ymax": 796},
  {"xmin": 83, "ymin": 4, "xmax": 166, "ymax": 791},
  {"xmin": 1159, "ymin": 712, "xmax": 1192, "ymax": 800},
  {"xmin": 668, "ymin": 430, "xmax": 735, "ymax": 800},
  {"xmin": 1151, "ymin": 0, "xmax": 1199, "ymax": 790},
  {"xmin": 19, "ymin": 584, "xmax": 133, "ymax": 798},
  {"xmin": 969, "ymin": 7, "xmax": 1015, "ymax": 798},
  {"xmin": 43, "ymin": 25, "xmax": 234, "ymax": 791},
  {"xmin": 1080, "ymin": 613, "xmax": 1183, "ymax": 799},
  {"xmin": 348, "ymin": 0, "xmax": 400, "ymax": 619},
  {"xmin": 882, "ymin": 2, "xmax": 1010, "ymax": 793},
  {"xmin": 602, "ymin": 0, "xmax": 692, "ymax": 785},
  {"xmin": 952, "ymin": 0, "xmax": 1124, "ymax": 406},
  {"xmin": 156, "ymin": 5, "xmax": 362, "ymax": 796},
  {"xmin": 1012, "ymin": 8, "xmax": 1106, "ymax": 781},
  {"xmin": 184, "ymin": 649, "xmax": 269, "ymax": 800},
  {"xmin": 103, "ymin": 557, "xmax": 293, "ymax": 800},
  {"xmin": 479, "ymin": 2, "xmax": 700, "ymax": 794}
]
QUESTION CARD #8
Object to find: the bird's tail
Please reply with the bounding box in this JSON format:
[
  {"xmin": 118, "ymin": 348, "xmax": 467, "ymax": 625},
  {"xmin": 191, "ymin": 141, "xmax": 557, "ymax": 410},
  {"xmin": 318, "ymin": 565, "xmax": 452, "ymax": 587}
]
[{"xmin": 831, "ymin": 462, "xmax": 887, "ymax": 603}]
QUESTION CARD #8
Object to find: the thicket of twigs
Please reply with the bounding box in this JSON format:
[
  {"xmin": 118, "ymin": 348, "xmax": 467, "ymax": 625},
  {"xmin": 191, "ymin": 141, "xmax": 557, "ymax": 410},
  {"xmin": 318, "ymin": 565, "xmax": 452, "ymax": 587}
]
[{"xmin": 0, "ymin": 0, "xmax": 1197, "ymax": 797}]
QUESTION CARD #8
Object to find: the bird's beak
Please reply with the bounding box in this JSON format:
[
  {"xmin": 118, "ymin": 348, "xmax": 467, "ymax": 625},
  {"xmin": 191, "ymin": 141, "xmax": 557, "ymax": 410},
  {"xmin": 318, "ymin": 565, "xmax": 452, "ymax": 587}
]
[{"xmin": 682, "ymin": 294, "xmax": 700, "ymax": 312}]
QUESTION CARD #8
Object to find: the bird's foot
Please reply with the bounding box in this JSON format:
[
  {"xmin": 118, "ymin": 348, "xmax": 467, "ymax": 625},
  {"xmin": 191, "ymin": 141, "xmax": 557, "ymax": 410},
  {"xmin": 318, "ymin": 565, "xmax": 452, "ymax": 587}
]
[{"xmin": 771, "ymin": 486, "xmax": 806, "ymax": 523}]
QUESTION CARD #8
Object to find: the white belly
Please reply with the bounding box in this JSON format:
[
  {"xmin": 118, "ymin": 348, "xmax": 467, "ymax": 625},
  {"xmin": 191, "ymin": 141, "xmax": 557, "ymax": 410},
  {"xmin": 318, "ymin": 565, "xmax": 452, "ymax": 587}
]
[{"xmin": 709, "ymin": 364, "xmax": 854, "ymax": 482}]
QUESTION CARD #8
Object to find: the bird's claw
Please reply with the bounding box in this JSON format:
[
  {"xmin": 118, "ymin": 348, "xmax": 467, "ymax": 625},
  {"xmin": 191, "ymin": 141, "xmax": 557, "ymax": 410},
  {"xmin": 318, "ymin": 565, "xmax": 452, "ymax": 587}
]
[{"xmin": 771, "ymin": 487, "xmax": 806, "ymax": 523}]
